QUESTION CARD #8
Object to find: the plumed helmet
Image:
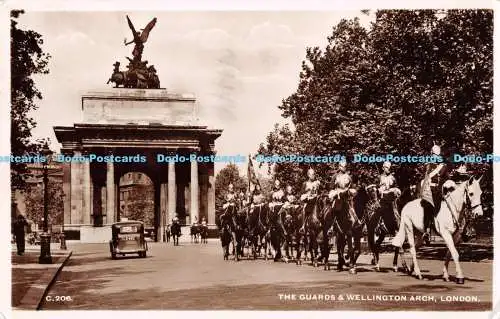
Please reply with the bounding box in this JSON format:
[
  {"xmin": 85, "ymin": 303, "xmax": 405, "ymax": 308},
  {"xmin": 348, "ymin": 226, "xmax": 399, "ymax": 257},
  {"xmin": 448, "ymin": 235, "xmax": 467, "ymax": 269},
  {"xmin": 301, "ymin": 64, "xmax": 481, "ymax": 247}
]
[
  {"xmin": 456, "ymin": 165, "xmax": 467, "ymax": 174},
  {"xmin": 432, "ymin": 145, "xmax": 441, "ymax": 155},
  {"xmin": 307, "ymin": 168, "xmax": 315, "ymax": 177}
]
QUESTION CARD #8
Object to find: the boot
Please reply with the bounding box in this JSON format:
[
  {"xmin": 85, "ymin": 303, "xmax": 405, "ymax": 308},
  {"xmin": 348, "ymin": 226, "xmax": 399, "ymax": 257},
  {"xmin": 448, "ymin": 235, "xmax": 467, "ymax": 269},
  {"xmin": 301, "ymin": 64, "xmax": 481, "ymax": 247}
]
[{"xmin": 421, "ymin": 200, "xmax": 434, "ymax": 245}]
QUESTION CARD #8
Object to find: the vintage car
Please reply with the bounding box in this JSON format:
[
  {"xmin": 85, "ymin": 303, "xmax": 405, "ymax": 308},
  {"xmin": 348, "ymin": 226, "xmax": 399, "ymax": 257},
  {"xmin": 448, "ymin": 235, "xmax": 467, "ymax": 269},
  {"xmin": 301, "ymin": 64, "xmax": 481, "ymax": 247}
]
[{"xmin": 109, "ymin": 221, "xmax": 148, "ymax": 259}]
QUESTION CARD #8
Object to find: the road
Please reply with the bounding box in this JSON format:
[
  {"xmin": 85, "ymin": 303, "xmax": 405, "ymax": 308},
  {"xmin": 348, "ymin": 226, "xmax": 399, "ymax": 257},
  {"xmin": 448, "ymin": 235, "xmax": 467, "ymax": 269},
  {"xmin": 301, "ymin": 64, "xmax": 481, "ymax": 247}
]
[{"xmin": 40, "ymin": 240, "xmax": 492, "ymax": 310}]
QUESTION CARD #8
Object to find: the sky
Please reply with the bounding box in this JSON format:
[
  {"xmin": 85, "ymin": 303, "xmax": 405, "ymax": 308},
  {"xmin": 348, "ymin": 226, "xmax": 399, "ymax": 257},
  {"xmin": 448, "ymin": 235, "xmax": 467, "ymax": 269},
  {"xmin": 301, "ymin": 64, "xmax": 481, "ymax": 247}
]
[{"xmin": 17, "ymin": 11, "xmax": 374, "ymax": 175}]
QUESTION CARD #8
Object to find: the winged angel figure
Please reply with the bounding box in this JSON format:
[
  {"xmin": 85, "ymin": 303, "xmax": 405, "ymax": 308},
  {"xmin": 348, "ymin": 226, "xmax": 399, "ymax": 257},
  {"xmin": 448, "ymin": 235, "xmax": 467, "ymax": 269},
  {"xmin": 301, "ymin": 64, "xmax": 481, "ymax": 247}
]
[{"xmin": 124, "ymin": 15, "xmax": 157, "ymax": 63}]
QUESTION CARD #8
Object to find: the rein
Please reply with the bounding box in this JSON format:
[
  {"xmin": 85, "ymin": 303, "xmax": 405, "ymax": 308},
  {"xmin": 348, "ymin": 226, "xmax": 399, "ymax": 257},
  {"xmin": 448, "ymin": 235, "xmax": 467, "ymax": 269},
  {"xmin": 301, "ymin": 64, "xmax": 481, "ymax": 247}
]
[{"xmin": 443, "ymin": 184, "xmax": 474, "ymax": 235}]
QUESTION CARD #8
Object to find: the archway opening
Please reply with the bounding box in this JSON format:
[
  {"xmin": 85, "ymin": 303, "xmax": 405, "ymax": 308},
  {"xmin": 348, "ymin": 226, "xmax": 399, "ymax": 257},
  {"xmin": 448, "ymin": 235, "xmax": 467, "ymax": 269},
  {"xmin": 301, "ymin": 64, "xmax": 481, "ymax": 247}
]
[{"xmin": 118, "ymin": 172, "xmax": 155, "ymax": 228}]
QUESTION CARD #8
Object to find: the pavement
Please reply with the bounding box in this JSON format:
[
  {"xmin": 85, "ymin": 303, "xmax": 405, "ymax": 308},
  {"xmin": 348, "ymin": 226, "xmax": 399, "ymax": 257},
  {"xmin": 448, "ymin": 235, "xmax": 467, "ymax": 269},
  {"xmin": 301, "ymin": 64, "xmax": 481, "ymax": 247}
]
[
  {"xmin": 11, "ymin": 243, "xmax": 72, "ymax": 310},
  {"xmin": 32, "ymin": 239, "xmax": 493, "ymax": 311}
]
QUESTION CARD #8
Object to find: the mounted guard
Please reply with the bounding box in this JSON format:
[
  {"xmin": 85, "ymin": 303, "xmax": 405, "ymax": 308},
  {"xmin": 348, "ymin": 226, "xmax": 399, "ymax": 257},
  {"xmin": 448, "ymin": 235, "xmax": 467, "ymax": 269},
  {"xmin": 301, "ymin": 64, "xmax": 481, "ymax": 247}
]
[
  {"xmin": 269, "ymin": 179, "xmax": 285, "ymax": 211},
  {"xmin": 376, "ymin": 161, "xmax": 402, "ymax": 234},
  {"xmin": 299, "ymin": 168, "xmax": 320, "ymax": 232},
  {"xmin": 283, "ymin": 185, "xmax": 298, "ymax": 211},
  {"xmin": 421, "ymin": 144, "xmax": 449, "ymax": 243},
  {"xmin": 223, "ymin": 183, "xmax": 237, "ymax": 212},
  {"xmin": 328, "ymin": 160, "xmax": 361, "ymax": 226}
]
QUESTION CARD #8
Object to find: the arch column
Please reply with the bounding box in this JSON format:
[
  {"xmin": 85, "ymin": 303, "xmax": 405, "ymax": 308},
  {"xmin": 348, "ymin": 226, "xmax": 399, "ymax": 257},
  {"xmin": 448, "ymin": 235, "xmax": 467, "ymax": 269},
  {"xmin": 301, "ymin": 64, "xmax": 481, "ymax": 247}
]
[
  {"xmin": 167, "ymin": 157, "xmax": 176, "ymax": 224},
  {"xmin": 106, "ymin": 158, "xmax": 115, "ymax": 224},
  {"xmin": 82, "ymin": 151, "xmax": 91, "ymax": 225},
  {"xmin": 70, "ymin": 150, "xmax": 83, "ymax": 224},
  {"xmin": 207, "ymin": 161, "xmax": 215, "ymax": 225},
  {"xmin": 190, "ymin": 158, "xmax": 199, "ymax": 224}
]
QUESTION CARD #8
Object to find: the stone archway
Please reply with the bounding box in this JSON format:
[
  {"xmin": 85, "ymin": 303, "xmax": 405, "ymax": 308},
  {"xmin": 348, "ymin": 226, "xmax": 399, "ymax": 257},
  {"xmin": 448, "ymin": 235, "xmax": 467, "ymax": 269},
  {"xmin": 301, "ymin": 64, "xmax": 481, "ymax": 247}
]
[{"xmin": 54, "ymin": 89, "xmax": 222, "ymax": 243}]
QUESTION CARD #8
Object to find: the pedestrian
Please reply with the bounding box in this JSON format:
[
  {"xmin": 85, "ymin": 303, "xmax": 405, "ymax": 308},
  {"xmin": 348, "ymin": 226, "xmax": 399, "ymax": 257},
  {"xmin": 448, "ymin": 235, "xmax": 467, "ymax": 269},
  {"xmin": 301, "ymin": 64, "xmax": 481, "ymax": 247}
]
[
  {"xmin": 166, "ymin": 224, "xmax": 171, "ymax": 243},
  {"xmin": 13, "ymin": 214, "xmax": 28, "ymax": 256}
]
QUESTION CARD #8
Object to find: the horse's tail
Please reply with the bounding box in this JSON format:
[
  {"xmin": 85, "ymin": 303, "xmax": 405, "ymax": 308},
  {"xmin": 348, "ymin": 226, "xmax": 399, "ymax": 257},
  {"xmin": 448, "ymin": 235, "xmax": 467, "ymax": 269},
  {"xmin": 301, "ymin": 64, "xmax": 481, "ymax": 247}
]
[{"xmin": 391, "ymin": 207, "xmax": 406, "ymax": 248}]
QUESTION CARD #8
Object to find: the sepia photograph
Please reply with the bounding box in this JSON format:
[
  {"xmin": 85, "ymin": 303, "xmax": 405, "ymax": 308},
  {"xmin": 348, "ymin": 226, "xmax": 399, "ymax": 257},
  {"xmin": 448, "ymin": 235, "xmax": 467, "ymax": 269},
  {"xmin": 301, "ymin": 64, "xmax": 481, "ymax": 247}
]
[{"xmin": 8, "ymin": 4, "xmax": 494, "ymax": 314}]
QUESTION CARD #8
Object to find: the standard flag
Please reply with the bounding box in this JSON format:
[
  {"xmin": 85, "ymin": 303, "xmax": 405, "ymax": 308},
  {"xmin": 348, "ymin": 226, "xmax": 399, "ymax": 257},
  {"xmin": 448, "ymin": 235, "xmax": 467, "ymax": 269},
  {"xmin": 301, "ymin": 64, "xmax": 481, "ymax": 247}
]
[{"xmin": 247, "ymin": 154, "xmax": 260, "ymax": 191}]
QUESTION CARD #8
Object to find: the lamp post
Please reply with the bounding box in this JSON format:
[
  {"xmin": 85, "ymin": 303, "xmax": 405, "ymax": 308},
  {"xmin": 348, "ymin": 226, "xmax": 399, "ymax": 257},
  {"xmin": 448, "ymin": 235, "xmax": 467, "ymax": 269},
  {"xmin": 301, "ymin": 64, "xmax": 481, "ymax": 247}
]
[{"xmin": 39, "ymin": 142, "xmax": 53, "ymax": 264}]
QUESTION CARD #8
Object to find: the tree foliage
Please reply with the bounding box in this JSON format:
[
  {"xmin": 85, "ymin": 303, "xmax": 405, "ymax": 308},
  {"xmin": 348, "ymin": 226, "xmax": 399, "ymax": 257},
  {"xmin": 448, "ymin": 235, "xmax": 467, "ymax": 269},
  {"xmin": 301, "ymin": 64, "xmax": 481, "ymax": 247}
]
[
  {"xmin": 24, "ymin": 179, "xmax": 63, "ymax": 227},
  {"xmin": 259, "ymin": 10, "xmax": 493, "ymax": 194},
  {"xmin": 11, "ymin": 10, "xmax": 51, "ymax": 190},
  {"xmin": 122, "ymin": 185, "xmax": 155, "ymax": 226}
]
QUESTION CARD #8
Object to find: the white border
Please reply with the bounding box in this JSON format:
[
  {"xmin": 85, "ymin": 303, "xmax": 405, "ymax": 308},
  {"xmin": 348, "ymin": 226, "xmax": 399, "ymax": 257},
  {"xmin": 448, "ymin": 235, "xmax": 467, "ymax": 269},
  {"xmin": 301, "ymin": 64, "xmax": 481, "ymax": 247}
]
[{"xmin": 1, "ymin": 1, "xmax": 497, "ymax": 319}]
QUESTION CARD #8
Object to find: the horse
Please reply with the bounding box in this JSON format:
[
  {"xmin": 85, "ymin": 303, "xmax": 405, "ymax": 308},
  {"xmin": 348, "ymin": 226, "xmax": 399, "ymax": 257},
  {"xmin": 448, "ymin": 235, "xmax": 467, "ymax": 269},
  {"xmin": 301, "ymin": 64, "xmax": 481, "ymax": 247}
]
[
  {"xmin": 296, "ymin": 195, "xmax": 325, "ymax": 267},
  {"xmin": 219, "ymin": 203, "xmax": 241, "ymax": 260},
  {"xmin": 190, "ymin": 224, "xmax": 200, "ymax": 243},
  {"xmin": 268, "ymin": 201, "xmax": 287, "ymax": 262},
  {"xmin": 365, "ymin": 185, "xmax": 409, "ymax": 272},
  {"xmin": 199, "ymin": 223, "xmax": 208, "ymax": 244},
  {"xmin": 233, "ymin": 205, "xmax": 249, "ymax": 260},
  {"xmin": 107, "ymin": 70, "xmax": 130, "ymax": 88},
  {"xmin": 333, "ymin": 188, "xmax": 366, "ymax": 274},
  {"xmin": 247, "ymin": 203, "xmax": 270, "ymax": 260},
  {"xmin": 280, "ymin": 204, "xmax": 300, "ymax": 263},
  {"xmin": 170, "ymin": 221, "xmax": 181, "ymax": 246},
  {"xmin": 216, "ymin": 211, "xmax": 233, "ymax": 260},
  {"xmin": 391, "ymin": 176, "xmax": 483, "ymax": 284},
  {"xmin": 319, "ymin": 194, "xmax": 336, "ymax": 270}
]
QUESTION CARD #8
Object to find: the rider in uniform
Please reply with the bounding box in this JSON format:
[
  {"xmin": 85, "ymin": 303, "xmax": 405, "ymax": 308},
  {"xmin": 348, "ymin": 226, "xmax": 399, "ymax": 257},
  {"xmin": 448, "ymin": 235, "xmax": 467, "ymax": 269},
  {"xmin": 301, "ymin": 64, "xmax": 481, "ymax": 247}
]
[
  {"xmin": 377, "ymin": 161, "xmax": 401, "ymax": 233},
  {"xmin": 223, "ymin": 183, "xmax": 237, "ymax": 211},
  {"xmin": 379, "ymin": 161, "xmax": 397, "ymax": 197},
  {"xmin": 300, "ymin": 168, "xmax": 320, "ymax": 202},
  {"xmin": 422, "ymin": 144, "xmax": 449, "ymax": 243},
  {"xmin": 282, "ymin": 185, "xmax": 297, "ymax": 222},
  {"xmin": 269, "ymin": 179, "xmax": 285, "ymax": 211},
  {"xmin": 300, "ymin": 168, "xmax": 320, "ymax": 231},
  {"xmin": 250, "ymin": 184, "xmax": 265, "ymax": 209},
  {"xmin": 283, "ymin": 185, "xmax": 297, "ymax": 210},
  {"xmin": 328, "ymin": 160, "xmax": 355, "ymax": 202},
  {"xmin": 238, "ymin": 190, "xmax": 246, "ymax": 207}
]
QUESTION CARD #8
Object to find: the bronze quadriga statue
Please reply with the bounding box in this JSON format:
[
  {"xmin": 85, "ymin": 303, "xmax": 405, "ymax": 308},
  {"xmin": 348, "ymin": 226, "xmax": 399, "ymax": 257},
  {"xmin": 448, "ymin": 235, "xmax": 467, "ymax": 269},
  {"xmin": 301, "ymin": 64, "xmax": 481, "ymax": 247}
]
[{"xmin": 107, "ymin": 15, "xmax": 161, "ymax": 89}]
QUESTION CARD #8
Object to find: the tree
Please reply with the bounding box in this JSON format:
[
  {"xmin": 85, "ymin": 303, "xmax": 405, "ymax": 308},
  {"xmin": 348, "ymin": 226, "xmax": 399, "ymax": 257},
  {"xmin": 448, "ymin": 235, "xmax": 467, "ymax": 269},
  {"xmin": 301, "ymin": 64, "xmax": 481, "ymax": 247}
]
[
  {"xmin": 11, "ymin": 10, "xmax": 51, "ymax": 190},
  {"xmin": 24, "ymin": 179, "xmax": 64, "ymax": 228},
  {"xmin": 259, "ymin": 10, "xmax": 492, "ymax": 193},
  {"xmin": 123, "ymin": 185, "xmax": 155, "ymax": 226},
  {"xmin": 215, "ymin": 164, "xmax": 247, "ymax": 212}
]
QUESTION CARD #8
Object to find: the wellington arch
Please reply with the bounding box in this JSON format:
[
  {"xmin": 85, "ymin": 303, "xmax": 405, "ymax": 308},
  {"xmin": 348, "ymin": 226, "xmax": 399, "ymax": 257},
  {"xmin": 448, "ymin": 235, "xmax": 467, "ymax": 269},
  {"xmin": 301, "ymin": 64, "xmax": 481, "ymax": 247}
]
[{"xmin": 54, "ymin": 89, "xmax": 222, "ymax": 242}]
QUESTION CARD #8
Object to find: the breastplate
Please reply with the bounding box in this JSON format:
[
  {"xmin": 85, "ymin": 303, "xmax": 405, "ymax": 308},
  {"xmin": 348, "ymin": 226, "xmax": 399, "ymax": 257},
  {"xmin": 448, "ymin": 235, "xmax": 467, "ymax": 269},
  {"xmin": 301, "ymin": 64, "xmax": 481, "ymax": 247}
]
[
  {"xmin": 335, "ymin": 174, "xmax": 351, "ymax": 189},
  {"xmin": 380, "ymin": 174, "xmax": 394, "ymax": 189},
  {"xmin": 305, "ymin": 180, "xmax": 319, "ymax": 194}
]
